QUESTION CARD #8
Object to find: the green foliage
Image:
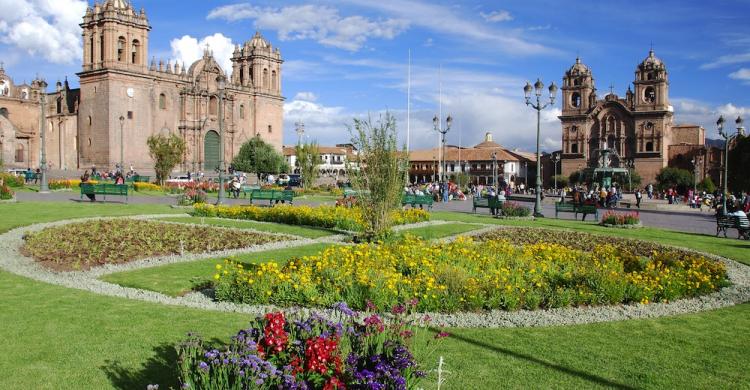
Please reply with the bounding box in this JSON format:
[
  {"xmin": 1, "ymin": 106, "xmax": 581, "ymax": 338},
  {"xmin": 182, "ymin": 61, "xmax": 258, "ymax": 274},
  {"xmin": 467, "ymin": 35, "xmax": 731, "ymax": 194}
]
[
  {"xmin": 451, "ymin": 172, "xmax": 471, "ymax": 188},
  {"xmin": 548, "ymin": 174, "xmax": 568, "ymax": 188},
  {"xmin": 655, "ymin": 167, "xmax": 693, "ymax": 192},
  {"xmin": 0, "ymin": 183, "xmax": 14, "ymax": 200},
  {"xmin": 146, "ymin": 133, "xmax": 187, "ymax": 186},
  {"xmin": 347, "ymin": 113, "xmax": 409, "ymax": 240},
  {"xmin": 728, "ymin": 135, "xmax": 750, "ymax": 192},
  {"xmin": 296, "ymin": 141, "xmax": 320, "ymax": 189},
  {"xmin": 232, "ymin": 136, "xmax": 287, "ymax": 180},
  {"xmin": 568, "ymin": 170, "xmax": 583, "ymax": 185},
  {"xmin": 500, "ymin": 202, "xmax": 531, "ymax": 217},
  {"xmin": 698, "ymin": 176, "xmax": 717, "ymax": 193},
  {"xmin": 629, "ymin": 170, "xmax": 642, "ymax": 188},
  {"xmin": 0, "ymin": 173, "xmax": 24, "ymax": 187}
]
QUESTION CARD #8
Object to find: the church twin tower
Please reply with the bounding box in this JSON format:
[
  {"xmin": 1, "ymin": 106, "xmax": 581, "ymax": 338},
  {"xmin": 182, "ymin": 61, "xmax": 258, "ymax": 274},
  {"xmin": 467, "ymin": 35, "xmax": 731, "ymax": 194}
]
[
  {"xmin": 559, "ymin": 50, "xmax": 690, "ymax": 185},
  {"xmin": 77, "ymin": 0, "xmax": 284, "ymax": 171}
]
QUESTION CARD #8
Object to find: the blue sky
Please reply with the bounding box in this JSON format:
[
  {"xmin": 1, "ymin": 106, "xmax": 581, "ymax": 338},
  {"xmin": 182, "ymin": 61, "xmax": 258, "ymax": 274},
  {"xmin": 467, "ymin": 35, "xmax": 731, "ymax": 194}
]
[{"xmin": 2, "ymin": 0, "xmax": 749, "ymax": 152}]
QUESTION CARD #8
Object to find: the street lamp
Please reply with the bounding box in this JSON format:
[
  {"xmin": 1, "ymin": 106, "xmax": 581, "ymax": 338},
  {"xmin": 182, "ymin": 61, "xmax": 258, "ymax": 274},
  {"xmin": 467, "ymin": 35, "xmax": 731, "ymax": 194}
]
[
  {"xmin": 524, "ymin": 78, "xmax": 557, "ymax": 217},
  {"xmin": 38, "ymin": 79, "xmax": 49, "ymax": 193},
  {"xmin": 119, "ymin": 115, "xmax": 125, "ymax": 172},
  {"xmin": 717, "ymin": 115, "xmax": 745, "ymax": 213},
  {"xmin": 491, "ymin": 151, "xmax": 497, "ymax": 188},
  {"xmin": 295, "ymin": 121, "xmax": 305, "ymax": 145},
  {"xmin": 551, "ymin": 152, "xmax": 561, "ymax": 191},
  {"xmin": 432, "ymin": 114, "xmax": 452, "ymax": 184},
  {"xmin": 623, "ymin": 158, "xmax": 635, "ymax": 192},
  {"xmin": 690, "ymin": 158, "xmax": 697, "ymax": 194},
  {"xmin": 216, "ymin": 74, "xmax": 227, "ymax": 205}
]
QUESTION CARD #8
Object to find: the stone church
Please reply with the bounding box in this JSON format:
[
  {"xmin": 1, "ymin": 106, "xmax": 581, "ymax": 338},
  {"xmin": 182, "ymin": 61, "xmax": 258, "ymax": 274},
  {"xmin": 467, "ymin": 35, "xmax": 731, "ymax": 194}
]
[
  {"xmin": 0, "ymin": 0, "xmax": 284, "ymax": 172},
  {"xmin": 559, "ymin": 50, "xmax": 708, "ymax": 186}
]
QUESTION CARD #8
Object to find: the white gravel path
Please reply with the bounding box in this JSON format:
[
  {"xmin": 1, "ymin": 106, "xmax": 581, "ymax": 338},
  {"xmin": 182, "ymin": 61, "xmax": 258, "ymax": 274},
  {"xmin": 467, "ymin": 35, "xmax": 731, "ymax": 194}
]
[{"xmin": 1, "ymin": 216, "xmax": 748, "ymax": 328}]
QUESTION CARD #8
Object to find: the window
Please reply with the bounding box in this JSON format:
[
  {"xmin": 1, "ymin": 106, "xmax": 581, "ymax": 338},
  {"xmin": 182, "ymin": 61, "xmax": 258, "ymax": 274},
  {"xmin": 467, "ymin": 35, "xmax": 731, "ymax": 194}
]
[
  {"xmin": 56, "ymin": 98, "xmax": 62, "ymax": 114},
  {"xmin": 88, "ymin": 138, "xmax": 92, "ymax": 146},
  {"xmin": 647, "ymin": 72, "xmax": 654, "ymax": 81},
  {"xmin": 573, "ymin": 78, "xmax": 582, "ymax": 86},
  {"xmin": 209, "ymin": 96, "xmax": 218, "ymax": 115},
  {"xmin": 645, "ymin": 141, "xmax": 654, "ymax": 152},
  {"xmin": 131, "ymin": 40, "xmax": 140, "ymax": 64},
  {"xmin": 644, "ymin": 86, "xmax": 656, "ymax": 103},
  {"xmin": 0, "ymin": 107, "xmax": 7, "ymax": 118},
  {"xmin": 263, "ymin": 68, "xmax": 269, "ymax": 89},
  {"xmin": 87, "ymin": 116, "xmax": 92, "ymax": 126},
  {"xmin": 571, "ymin": 143, "xmax": 579, "ymax": 154},
  {"xmin": 571, "ymin": 92, "xmax": 581, "ymax": 108},
  {"xmin": 271, "ymin": 70, "xmax": 277, "ymax": 91},
  {"xmin": 239, "ymin": 68, "xmax": 245, "ymax": 85},
  {"xmin": 100, "ymin": 34, "xmax": 104, "ymax": 62},
  {"xmin": 127, "ymin": 111, "xmax": 133, "ymax": 119},
  {"xmin": 89, "ymin": 36, "xmax": 94, "ymax": 64},
  {"xmin": 159, "ymin": 93, "xmax": 166, "ymax": 110},
  {"xmin": 117, "ymin": 37, "xmax": 126, "ymax": 62},
  {"xmin": 239, "ymin": 104, "xmax": 245, "ymax": 119},
  {"xmin": 15, "ymin": 144, "xmax": 24, "ymax": 162},
  {"xmin": 268, "ymin": 125, "xmax": 272, "ymax": 133}
]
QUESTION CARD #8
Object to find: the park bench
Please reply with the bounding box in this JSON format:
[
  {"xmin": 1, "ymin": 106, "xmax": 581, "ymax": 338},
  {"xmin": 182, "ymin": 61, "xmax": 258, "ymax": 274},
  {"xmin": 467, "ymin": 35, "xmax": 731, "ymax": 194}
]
[
  {"xmin": 248, "ymin": 189, "xmax": 294, "ymax": 206},
  {"xmin": 716, "ymin": 213, "xmax": 750, "ymax": 239},
  {"xmin": 240, "ymin": 185, "xmax": 261, "ymax": 198},
  {"xmin": 402, "ymin": 194, "xmax": 434, "ymax": 210},
  {"xmin": 80, "ymin": 183, "xmax": 129, "ymax": 202},
  {"xmin": 555, "ymin": 202, "xmax": 599, "ymax": 221},
  {"xmin": 472, "ymin": 196, "xmax": 504, "ymax": 214}
]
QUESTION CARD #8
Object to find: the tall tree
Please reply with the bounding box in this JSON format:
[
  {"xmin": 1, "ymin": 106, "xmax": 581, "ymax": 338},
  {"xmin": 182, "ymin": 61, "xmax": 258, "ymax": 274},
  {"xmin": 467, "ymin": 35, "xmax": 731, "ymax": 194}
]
[
  {"xmin": 296, "ymin": 142, "xmax": 320, "ymax": 189},
  {"xmin": 655, "ymin": 167, "xmax": 693, "ymax": 193},
  {"xmin": 348, "ymin": 113, "xmax": 408, "ymax": 240},
  {"xmin": 232, "ymin": 136, "xmax": 287, "ymax": 181},
  {"xmin": 146, "ymin": 133, "xmax": 186, "ymax": 186},
  {"xmin": 727, "ymin": 135, "xmax": 750, "ymax": 192}
]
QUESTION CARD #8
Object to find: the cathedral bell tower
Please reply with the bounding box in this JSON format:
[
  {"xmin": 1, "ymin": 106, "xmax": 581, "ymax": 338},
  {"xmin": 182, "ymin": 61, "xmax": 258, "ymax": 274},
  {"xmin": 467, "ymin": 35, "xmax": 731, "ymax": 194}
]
[
  {"xmin": 561, "ymin": 57, "xmax": 595, "ymax": 115},
  {"xmin": 80, "ymin": 0, "xmax": 150, "ymax": 72},
  {"xmin": 633, "ymin": 49, "xmax": 669, "ymax": 112}
]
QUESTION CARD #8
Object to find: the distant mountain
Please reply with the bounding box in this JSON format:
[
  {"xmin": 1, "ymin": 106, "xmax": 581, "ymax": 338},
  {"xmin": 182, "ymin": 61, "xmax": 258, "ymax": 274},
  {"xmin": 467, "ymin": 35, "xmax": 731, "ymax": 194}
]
[{"xmin": 705, "ymin": 138, "xmax": 725, "ymax": 148}]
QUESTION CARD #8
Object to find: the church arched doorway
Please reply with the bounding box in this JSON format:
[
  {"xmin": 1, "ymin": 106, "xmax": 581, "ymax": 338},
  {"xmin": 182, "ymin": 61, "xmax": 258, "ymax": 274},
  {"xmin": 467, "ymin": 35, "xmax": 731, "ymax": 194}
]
[{"xmin": 204, "ymin": 130, "xmax": 220, "ymax": 172}]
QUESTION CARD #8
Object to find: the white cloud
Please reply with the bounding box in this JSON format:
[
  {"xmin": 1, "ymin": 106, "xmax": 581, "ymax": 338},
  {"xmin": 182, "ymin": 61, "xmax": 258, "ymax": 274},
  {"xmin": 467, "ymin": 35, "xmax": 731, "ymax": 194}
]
[
  {"xmin": 0, "ymin": 0, "xmax": 87, "ymax": 64},
  {"xmin": 293, "ymin": 92, "xmax": 318, "ymax": 102},
  {"xmin": 208, "ymin": 4, "xmax": 409, "ymax": 51},
  {"xmin": 700, "ymin": 52, "xmax": 750, "ymax": 69},
  {"xmin": 671, "ymin": 98, "xmax": 750, "ymax": 138},
  {"xmin": 729, "ymin": 68, "xmax": 750, "ymax": 83},
  {"xmin": 170, "ymin": 33, "xmax": 235, "ymax": 76},
  {"xmin": 480, "ymin": 10, "xmax": 513, "ymax": 23}
]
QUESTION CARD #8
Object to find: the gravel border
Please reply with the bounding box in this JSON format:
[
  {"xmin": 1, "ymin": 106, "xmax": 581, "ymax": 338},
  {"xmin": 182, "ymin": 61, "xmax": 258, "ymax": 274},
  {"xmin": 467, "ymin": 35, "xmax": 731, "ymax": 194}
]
[{"xmin": 0, "ymin": 217, "xmax": 748, "ymax": 328}]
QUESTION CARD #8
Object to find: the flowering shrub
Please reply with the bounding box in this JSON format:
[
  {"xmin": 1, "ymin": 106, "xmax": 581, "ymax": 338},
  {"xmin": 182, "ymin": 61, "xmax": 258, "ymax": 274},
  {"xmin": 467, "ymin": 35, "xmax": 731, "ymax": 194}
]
[
  {"xmin": 0, "ymin": 183, "xmax": 14, "ymax": 200},
  {"xmin": 133, "ymin": 182, "xmax": 162, "ymax": 192},
  {"xmin": 178, "ymin": 188, "xmax": 208, "ymax": 206},
  {"xmin": 214, "ymin": 233, "xmax": 728, "ymax": 311},
  {"xmin": 500, "ymin": 201, "xmax": 531, "ymax": 217},
  {"xmin": 175, "ymin": 302, "xmax": 440, "ymax": 389},
  {"xmin": 0, "ymin": 173, "xmax": 24, "ymax": 187},
  {"xmin": 48, "ymin": 179, "xmax": 100, "ymax": 189},
  {"xmin": 164, "ymin": 181, "xmax": 220, "ymax": 193},
  {"xmin": 601, "ymin": 211, "xmax": 641, "ymax": 225},
  {"xmin": 192, "ymin": 204, "xmax": 429, "ymax": 232}
]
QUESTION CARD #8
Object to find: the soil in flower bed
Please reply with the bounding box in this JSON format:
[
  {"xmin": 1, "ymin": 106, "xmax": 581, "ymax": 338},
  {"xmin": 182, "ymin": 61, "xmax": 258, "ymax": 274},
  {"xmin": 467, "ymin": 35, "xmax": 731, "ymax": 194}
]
[{"xmin": 21, "ymin": 219, "xmax": 289, "ymax": 271}]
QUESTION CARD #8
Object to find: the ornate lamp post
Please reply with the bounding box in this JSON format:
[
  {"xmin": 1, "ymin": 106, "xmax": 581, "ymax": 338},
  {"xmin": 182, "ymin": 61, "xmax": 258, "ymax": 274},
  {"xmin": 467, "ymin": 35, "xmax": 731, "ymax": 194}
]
[
  {"xmin": 491, "ymin": 151, "xmax": 497, "ymax": 188},
  {"xmin": 216, "ymin": 74, "xmax": 227, "ymax": 205},
  {"xmin": 295, "ymin": 121, "xmax": 305, "ymax": 145},
  {"xmin": 551, "ymin": 152, "xmax": 561, "ymax": 191},
  {"xmin": 623, "ymin": 158, "xmax": 635, "ymax": 192},
  {"xmin": 38, "ymin": 79, "xmax": 49, "ymax": 193},
  {"xmin": 432, "ymin": 114, "xmax": 452, "ymax": 184},
  {"xmin": 524, "ymin": 78, "xmax": 557, "ymax": 217},
  {"xmin": 118, "ymin": 115, "xmax": 125, "ymax": 172},
  {"xmin": 717, "ymin": 115, "xmax": 745, "ymax": 213},
  {"xmin": 690, "ymin": 158, "xmax": 697, "ymax": 194}
]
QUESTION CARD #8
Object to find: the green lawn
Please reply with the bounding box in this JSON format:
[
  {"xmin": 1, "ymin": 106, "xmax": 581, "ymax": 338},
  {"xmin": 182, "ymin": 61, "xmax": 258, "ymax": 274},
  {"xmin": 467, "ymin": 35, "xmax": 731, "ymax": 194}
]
[
  {"xmin": 156, "ymin": 216, "xmax": 335, "ymax": 238},
  {"xmin": 0, "ymin": 202, "xmax": 749, "ymax": 389},
  {"xmin": 100, "ymin": 243, "xmax": 333, "ymax": 297},
  {"xmin": 397, "ymin": 222, "xmax": 484, "ymax": 240},
  {"xmin": 432, "ymin": 211, "xmax": 750, "ymax": 266}
]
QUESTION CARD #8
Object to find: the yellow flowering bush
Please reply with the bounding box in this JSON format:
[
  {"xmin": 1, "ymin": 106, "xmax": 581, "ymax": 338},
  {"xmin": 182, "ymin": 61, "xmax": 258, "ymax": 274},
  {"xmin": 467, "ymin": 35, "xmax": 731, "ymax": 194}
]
[
  {"xmin": 213, "ymin": 235, "xmax": 728, "ymax": 312},
  {"xmin": 192, "ymin": 204, "xmax": 428, "ymax": 232},
  {"xmin": 49, "ymin": 179, "xmax": 98, "ymax": 189},
  {"xmin": 133, "ymin": 182, "xmax": 163, "ymax": 192}
]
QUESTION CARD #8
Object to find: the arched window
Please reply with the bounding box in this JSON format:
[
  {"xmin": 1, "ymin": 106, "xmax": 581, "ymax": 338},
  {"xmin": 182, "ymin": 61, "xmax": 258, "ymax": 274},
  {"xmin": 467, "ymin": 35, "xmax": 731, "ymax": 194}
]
[
  {"xmin": 573, "ymin": 78, "xmax": 582, "ymax": 86},
  {"xmin": 271, "ymin": 70, "xmax": 277, "ymax": 91},
  {"xmin": 571, "ymin": 143, "xmax": 579, "ymax": 154},
  {"xmin": 159, "ymin": 93, "xmax": 166, "ymax": 110},
  {"xmin": 131, "ymin": 40, "xmax": 140, "ymax": 64},
  {"xmin": 100, "ymin": 34, "xmax": 105, "ymax": 62},
  {"xmin": 209, "ymin": 96, "xmax": 218, "ymax": 115},
  {"xmin": 117, "ymin": 37, "xmax": 126, "ymax": 62},
  {"xmin": 263, "ymin": 68, "xmax": 269, "ymax": 89},
  {"xmin": 239, "ymin": 104, "xmax": 245, "ymax": 119},
  {"xmin": 571, "ymin": 92, "xmax": 581, "ymax": 108},
  {"xmin": 645, "ymin": 141, "xmax": 654, "ymax": 152},
  {"xmin": 89, "ymin": 36, "xmax": 94, "ymax": 64},
  {"xmin": 268, "ymin": 125, "xmax": 272, "ymax": 133},
  {"xmin": 87, "ymin": 116, "xmax": 92, "ymax": 126},
  {"xmin": 56, "ymin": 97, "xmax": 62, "ymax": 114},
  {"xmin": 239, "ymin": 68, "xmax": 244, "ymax": 85},
  {"xmin": 644, "ymin": 86, "xmax": 656, "ymax": 103},
  {"xmin": 0, "ymin": 107, "xmax": 8, "ymax": 118},
  {"xmin": 15, "ymin": 144, "xmax": 24, "ymax": 163}
]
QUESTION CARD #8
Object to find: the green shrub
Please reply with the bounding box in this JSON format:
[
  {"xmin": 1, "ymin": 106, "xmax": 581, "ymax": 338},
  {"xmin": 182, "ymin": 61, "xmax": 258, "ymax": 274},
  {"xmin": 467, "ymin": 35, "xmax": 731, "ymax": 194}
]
[{"xmin": 0, "ymin": 173, "xmax": 24, "ymax": 188}]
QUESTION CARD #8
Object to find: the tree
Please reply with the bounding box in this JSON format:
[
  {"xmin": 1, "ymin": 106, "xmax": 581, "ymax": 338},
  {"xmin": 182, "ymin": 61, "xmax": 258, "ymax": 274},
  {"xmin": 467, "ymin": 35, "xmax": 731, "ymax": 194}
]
[
  {"xmin": 296, "ymin": 142, "xmax": 320, "ymax": 189},
  {"xmin": 727, "ymin": 135, "xmax": 750, "ymax": 192},
  {"xmin": 548, "ymin": 175, "xmax": 569, "ymax": 188},
  {"xmin": 232, "ymin": 136, "xmax": 287, "ymax": 181},
  {"xmin": 348, "ymin": 113, "xmax": 408, "ymax": 240},
  {"xmin": 147, "ymin": 133, "xmax": 186, "ymax": 186},
  {"xmin": 698, "ymin": 176, "xmax": 716, "ymax": 193},
  {"xmin": 451, "ymin": 172, "xmax": 471, "ymax": 189},
  {"xmin": 629, "ymin": 170, "xmax": 642, "ymax": 189},
  {"xmin": 655, "ymin": 167, "xmax": 693, "ymax": 193},
  {"xmin": 568, "ymin": 170, "xmax": 583, "ymax": 185}
]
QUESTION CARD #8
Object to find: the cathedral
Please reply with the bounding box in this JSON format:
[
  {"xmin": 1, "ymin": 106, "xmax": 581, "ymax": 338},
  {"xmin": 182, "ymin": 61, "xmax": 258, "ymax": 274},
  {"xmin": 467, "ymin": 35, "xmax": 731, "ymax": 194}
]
[
  {"xmin": 559, "ymin": 50, "xmax": 710, "ymax": 186},
  {"xmin": 0, "ymin": 0, "xmax": 284, "ymax": 172}
]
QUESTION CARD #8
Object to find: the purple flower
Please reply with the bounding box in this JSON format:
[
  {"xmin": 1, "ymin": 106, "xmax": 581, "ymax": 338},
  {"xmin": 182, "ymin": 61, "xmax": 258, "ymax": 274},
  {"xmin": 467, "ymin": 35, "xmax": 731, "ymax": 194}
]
[
  {"xmin": 198, "ymin": 361, "xmax": 209, "ymax": 371},
  {"xmin": 333, "ymin": 301, "xmax": 356, "ymax": 317}
]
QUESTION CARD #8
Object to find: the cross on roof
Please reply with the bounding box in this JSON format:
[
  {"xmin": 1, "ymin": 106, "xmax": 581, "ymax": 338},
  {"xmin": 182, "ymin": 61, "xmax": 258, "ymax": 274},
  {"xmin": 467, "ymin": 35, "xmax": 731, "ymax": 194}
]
[{"xmin": 609, "ymin": 84, "xmax": 614, "ymax": 94}]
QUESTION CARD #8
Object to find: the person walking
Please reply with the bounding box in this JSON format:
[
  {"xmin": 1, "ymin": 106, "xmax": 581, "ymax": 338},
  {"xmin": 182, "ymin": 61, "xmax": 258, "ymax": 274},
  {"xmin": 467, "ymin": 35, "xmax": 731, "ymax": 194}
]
[
  {"xmin": 647, "ymin": 183, "xmax": 653, "ymax": 199},
  {"xmin": 635, "ymin": 188, "xmax": 642, "ymax": 209}
]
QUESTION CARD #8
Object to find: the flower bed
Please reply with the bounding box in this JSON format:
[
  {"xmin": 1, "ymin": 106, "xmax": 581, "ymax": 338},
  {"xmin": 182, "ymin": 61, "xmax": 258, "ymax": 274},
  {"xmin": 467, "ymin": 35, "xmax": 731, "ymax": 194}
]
[
  {"xmin": 133, "ymin": 182, "xmax": 162, "ymax": 192},
  {"xmin": 192, "ymin": 204, "xmax": 429, "ymax": 232},
  {"xmin": 600, "ymin": 211, "xmax": 641, "ymax": 226},
  {"xmin": 21, "ymin": 219, "xmax": 286, "ymax": 271},
  {"xmin": 174, "ymin": 302, "xmax": 442, "ymax": 389},
  {"xmin": 178, "ymin": 188, "xmax": 208, "ymax": 205},
  {"xmin": 213, "ymin": 230, "xmax": 728, "ymax": 312},
  {"xmin": 164, "ymin": 181, "xmax": 219, "ymax": 193},
  {"xmin": 500, "ymin": 201, "xmax": 531, "ymax": 217},
  {"xmin": 0, "ymin": 173, "xmax": 25, "ymax": 188},
  {"xmin": 0, "ymin": 183, "xmax": 14, "ymax": 200}
]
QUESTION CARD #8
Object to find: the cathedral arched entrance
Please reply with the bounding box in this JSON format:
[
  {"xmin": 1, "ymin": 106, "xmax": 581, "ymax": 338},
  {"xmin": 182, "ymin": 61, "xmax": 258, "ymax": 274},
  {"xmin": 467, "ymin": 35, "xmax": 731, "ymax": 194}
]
[{"xmin": 204, "ymin": 130, "xmax": 220, "ymax": 172}]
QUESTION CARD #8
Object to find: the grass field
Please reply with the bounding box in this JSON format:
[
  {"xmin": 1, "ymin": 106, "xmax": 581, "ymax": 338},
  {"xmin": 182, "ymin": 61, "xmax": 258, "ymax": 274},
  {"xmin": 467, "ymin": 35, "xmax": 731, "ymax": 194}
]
[
  {"xmin": 100, "ymin": 243, "xmax": 333, "ymax": 297},
  {"xmin": 397, "ymin": 222, "xmax": 484, "ymax": 240},
  {"xmin": 156, "ymin": 216, "xmax": 336, "ymax": 238},
  {"xmin": 0, "ymin": 202, "xmax": 749, "ymax": 389}
]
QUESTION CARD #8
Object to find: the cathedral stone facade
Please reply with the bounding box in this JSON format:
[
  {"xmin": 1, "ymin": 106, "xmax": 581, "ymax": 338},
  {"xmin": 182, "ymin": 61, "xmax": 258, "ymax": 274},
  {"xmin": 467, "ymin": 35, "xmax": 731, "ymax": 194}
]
[
  {"xmin": 1, "ymin": 0, "xmax": 284, "ymax": 172},
  {"xmin": 559, "ymin": 50, "xmax": 705, "ymax": 186}
]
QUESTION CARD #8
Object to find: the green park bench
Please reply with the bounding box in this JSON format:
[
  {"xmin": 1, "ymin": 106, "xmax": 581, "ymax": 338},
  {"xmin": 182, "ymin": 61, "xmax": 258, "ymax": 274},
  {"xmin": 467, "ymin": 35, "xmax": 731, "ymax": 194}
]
[
  {"xmin": 80, "ymin": 183, "xmax": 129, "ymax": 202},
  {"xmin": 472, "ymin": 196, "xmax": 504, "ymax": 214},
  {"xmin": 132, "ymin": 175, "xmax": 150, "ymax": 183},
  {"xmin": 716, "ymin": 213, "xmax": 750, "ymax": 239},
  {"xmin": 249, "ymin": 189, "xmax": 295, "ymax": 206},
  {"xmin": 555, "ymin": 202, "xmax": 599, "ymax": 221},
  {"xmin": 240, "ymin": 185, "xmax": 261, "ymax": 198},
  {"xmin": 402, "ymin": 194, "xmax": 434, "ymax": 210}
]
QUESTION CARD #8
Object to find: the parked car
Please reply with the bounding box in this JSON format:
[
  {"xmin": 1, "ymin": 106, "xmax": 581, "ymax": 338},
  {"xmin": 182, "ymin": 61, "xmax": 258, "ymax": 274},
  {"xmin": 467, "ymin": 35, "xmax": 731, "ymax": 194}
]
[
  {"xmin": 165, "ymin": 175, "xmax": 194, "ymax": 184},
  {"xmin": 287, "ymin": 174, "xmax": 301, "ymax": 187},
  {"xmin": 277, "ymin": 174, "xmax": 290, "ymax": 185},
  {"xmin": 6, "ymin": 168, "xmax": 27, "ymax": 177}
]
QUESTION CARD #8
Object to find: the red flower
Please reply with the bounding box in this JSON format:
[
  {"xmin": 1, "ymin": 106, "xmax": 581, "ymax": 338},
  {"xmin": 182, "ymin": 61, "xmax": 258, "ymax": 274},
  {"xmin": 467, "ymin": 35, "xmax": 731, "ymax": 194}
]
[
  {"xmin": 323, "ymin": 376, "xmax": 345, "ymax": 390},
  {"xmin": 304, "ymin": 336, "xmax": 342, "ymax": 375},
  {"xmin": 262, "ymin": 312, "xmax": 289, "ymax": 354}
]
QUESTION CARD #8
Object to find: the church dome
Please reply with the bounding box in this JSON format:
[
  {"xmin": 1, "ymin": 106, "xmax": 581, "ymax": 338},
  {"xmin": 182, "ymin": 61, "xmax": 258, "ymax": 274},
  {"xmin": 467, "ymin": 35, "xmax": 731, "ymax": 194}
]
[
  {"xmin": 567, "ymin": 57, "xmax": 591, "ymax": 76},
  {"xmin": 639, "ymin": 49, "xmax": 665, "ymax": 69},
  {"xmin": 247, "ymin": 31, "xmax": 270, "ymax": 49},
  {"xmin": 105, "ymin": 0, "xmax": 130, "ymax": 9}
]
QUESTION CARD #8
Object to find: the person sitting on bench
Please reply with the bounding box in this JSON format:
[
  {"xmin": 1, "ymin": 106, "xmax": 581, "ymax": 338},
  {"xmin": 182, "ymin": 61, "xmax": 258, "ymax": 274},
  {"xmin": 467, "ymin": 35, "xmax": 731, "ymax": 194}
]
[{"xmin": 81, "ymin": 171, "xmax": 95, "ymax": 202}]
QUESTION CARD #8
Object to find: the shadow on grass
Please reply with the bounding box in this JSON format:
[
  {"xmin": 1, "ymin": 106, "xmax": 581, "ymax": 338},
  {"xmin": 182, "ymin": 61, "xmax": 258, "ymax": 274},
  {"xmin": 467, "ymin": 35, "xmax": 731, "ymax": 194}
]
[
  {"xmin": 440, "ymin": 330, "xmax": 637, "ymax": 390},
  {"xmin": 101, "ymin": 343, "xmax": 178, "ymax": 390}
]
